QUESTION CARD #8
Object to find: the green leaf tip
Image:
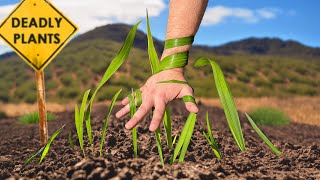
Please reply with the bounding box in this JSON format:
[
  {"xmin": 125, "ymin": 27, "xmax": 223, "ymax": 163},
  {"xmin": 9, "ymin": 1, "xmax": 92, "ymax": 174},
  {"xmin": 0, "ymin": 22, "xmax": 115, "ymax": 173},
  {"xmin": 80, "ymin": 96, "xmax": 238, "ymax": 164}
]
[
  {"xmin": 245, "ymin": 113, "xmax": 282, "ymax": 156},
  {"xmin": 194, "ymin": 57, "xmax": 246, "ymax": 152}
]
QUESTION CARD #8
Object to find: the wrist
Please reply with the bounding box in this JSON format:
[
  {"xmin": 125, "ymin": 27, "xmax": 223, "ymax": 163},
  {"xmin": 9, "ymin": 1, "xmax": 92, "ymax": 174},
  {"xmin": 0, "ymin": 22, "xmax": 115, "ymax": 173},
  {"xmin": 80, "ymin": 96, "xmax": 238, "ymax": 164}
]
[{"xmin": 160, "ymin": 45, "xmax": 192, "ymax": 61}]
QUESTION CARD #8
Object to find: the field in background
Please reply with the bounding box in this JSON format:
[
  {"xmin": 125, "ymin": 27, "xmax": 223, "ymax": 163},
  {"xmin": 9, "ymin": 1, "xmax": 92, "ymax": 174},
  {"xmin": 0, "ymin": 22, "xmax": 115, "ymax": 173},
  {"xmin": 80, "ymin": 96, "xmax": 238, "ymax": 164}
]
[
  {"xmin": 0, "ymin": 24, "xmax": 320, "ymax": 104},
  {"xmin": 1, "ymin": 96, "xmax": 319, "ymax": 126}
]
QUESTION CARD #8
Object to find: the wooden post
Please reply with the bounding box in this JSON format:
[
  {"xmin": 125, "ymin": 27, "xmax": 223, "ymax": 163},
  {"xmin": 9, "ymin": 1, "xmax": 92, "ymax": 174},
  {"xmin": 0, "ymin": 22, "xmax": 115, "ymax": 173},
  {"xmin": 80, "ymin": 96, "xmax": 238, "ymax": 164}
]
[{"xmin": 36, "ymin": 71, "xmax": 48, "ymax": 146}]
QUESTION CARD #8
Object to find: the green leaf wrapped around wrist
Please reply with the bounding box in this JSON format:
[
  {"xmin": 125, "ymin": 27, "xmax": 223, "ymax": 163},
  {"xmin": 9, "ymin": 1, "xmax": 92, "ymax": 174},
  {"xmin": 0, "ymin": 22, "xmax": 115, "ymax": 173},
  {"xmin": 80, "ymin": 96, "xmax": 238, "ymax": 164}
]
[
  {"xmin": 164, "ymin": 36, "xmax": 194, "ymax": 50},
  {"xmin": 158, "ymin": 52, "xmax": 188, "ymax": 72}
]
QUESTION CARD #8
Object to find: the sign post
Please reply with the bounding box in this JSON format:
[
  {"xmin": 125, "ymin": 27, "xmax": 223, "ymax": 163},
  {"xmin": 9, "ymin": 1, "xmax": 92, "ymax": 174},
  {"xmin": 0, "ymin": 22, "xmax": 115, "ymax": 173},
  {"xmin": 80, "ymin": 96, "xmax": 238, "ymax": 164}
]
[
  {"xmin": 0, "ymin": 0, "xmax": 78, "ymax": 146},
  {"xmin": 36, "ymin": 71, "xmax": 48, "ymax": 145}
]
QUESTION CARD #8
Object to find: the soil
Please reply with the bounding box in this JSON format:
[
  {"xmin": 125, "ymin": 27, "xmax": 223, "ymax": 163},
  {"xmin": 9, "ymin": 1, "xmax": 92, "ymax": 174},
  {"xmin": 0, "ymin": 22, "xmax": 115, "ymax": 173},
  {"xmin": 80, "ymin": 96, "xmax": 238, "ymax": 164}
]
[{"xmin": 0, "ymin": 101, "xmax": 319, "ymax": 179}]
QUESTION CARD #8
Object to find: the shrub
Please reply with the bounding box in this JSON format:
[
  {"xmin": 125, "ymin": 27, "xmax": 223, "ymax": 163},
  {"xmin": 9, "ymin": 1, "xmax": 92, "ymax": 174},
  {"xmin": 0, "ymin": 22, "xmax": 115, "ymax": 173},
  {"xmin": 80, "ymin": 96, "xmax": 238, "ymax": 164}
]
[
  {"xmin": 253, "ymin": 77, "xmax": 272, "ymax": 88},
  {"xmin": 18, "ymin": 112, "xmax": 56, "ymax": 125},
  {"xmin": 58, "ymin": 88, "xmax": 81, "ymax": 99},
  {"xmin": 249, "ymin": 107, "xmax": 290, "ymax": 126},
  {"xmin": 0, "ymin": 111, "xmax": 7, "ymax": 119},
  {"xmin": 237, "ymin": 73, "xmax": 250, "ymax": 83}
]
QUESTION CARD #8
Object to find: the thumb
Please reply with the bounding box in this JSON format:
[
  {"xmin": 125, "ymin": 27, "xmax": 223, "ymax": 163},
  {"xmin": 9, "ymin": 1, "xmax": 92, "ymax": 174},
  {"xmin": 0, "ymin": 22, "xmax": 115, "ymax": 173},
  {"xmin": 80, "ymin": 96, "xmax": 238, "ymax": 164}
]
[{"xmin": 179, "ymin": 86, "xmax": 198, "ymax": 113}]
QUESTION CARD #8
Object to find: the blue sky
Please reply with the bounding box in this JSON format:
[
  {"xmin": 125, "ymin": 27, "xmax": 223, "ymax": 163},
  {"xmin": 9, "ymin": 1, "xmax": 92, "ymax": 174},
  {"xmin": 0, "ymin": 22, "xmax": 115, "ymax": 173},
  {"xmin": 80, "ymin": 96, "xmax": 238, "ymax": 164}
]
[{"xmin": 0, "ymin": 0, "xmax": 319, "ymax": 55}]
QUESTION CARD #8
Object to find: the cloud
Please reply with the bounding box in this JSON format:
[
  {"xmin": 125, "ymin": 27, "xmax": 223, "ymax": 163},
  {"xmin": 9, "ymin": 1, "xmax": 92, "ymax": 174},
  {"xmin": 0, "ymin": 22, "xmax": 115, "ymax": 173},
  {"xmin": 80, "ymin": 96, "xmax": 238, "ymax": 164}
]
[
  {"xmin": 202, "ymin": 6, "xmax": 279, "ymax": 26},
  {"xmin": 0, "ymin": 0, "xmax": 166, "ymax": 34},
  {"xmin": 0, "ymin": 0, "xmax": 166, "ymax": 54}
]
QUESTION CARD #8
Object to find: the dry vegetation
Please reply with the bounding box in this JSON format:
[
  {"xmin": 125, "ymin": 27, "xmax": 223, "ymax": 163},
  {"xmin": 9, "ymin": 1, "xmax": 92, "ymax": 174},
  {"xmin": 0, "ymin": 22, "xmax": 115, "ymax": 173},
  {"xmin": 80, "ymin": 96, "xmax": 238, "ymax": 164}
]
[{"xmin": 1, "ymin": 96, "xmax": 319, "ymax": 126}]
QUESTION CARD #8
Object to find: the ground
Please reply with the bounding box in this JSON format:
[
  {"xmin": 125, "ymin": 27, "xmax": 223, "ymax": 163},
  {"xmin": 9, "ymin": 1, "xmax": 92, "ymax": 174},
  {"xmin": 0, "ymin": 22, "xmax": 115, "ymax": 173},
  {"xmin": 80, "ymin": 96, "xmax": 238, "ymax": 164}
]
[{"xmin": 0, "ymin": 101, "xmax": 319, "ymax": 179}]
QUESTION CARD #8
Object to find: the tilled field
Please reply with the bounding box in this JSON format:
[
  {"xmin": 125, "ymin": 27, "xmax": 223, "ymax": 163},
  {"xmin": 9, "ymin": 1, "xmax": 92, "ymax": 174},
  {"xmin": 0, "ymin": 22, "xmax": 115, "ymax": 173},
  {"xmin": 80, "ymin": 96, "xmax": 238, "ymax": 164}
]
[{"xmin": 0, "ymin": 101, "xmax": 319, "ymax": 179}]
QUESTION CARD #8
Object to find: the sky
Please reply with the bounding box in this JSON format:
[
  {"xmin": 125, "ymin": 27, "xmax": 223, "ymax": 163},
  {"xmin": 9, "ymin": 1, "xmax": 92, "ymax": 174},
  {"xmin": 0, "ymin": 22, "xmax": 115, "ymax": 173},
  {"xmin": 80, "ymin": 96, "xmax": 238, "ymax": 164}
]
[{"xmin": 0, "ymin": 0, "xmax": 319, "ymax": 55}]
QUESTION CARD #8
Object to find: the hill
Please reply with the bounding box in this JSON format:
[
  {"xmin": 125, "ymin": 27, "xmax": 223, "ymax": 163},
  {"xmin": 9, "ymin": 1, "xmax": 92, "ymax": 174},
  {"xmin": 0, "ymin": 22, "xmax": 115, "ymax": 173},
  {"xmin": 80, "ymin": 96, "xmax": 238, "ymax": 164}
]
[{"xmin": 0, "ymin": 24, "xmax": 319, "ymax": 104}]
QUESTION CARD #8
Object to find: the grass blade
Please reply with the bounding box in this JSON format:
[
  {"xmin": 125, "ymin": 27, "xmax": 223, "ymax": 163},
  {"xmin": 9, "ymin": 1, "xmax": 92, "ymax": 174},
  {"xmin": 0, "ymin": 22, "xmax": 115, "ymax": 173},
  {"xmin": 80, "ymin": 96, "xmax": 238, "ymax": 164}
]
[
  {"xmin": 245, "ymin": 113, "xmax": 282, "ymax": 156},
  {"xmin": 146, "ymin": 11, "xmax": 167, "ymax": 165},
  {"xmin": 155, "ymin": 128, "xmax": 164, "ymax": 167},
  {"xmin": 164, "ymin": 36, "xmax": 194, "ymax": 49},
  {"xmin": 157, "ymin": 80, "xmax": 188, "ymax": 85},
  {"xmin": 146, "ymin": 10, "xmax": 160, "ymax": 74},
  {"xmin": 128, "ymin": 92, "xmax": 138, "ymax": 158},
  {"xmin": 194, "ymin": 57, "xmax": 246, "ymax": 151},
  {"xmin": 85, "ymin": 115, "xmax": 93, "ymax": 152},
  {"xmin": 84, "ymin": 21, "xmax": 141, "ymax": 148},
  {"xmin": 68, "ymin": 131, "xmax": 74, "ymax": 149},
  {"xmin": 39, "ymin": 124, "xmax": 65, "ymax": 164},
  {"xmin": 178, "ymin": 113, "xmax": 196, "ymax": 162},
  {"xmin": 25, "ymin": 147, "xmax": 44, "ymax": 165},
  {"xmin": 163, "ymin": 107, "xmax": 173, "ymax": 149},
  {"xmin": 75, "ymin": 89, "xmax": 91, "ymax": 157},
  {"xmin": 100, "ymin": 89, "xmax": 122, "ymax": 156},
  {"xmin": 204, "ymin": 111, "xmax": 221, "ymax": 158},
  {"xmin": 170, "ymin": 112, "xmax": 196, "ymax": 164}
]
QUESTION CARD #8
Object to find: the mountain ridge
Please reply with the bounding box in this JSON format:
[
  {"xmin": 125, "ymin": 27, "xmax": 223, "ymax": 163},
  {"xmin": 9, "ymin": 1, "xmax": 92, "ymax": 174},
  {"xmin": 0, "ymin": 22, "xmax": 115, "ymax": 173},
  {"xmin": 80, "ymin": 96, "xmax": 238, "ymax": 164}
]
[{"xmin": 1, "ymin": 23, "xmax": 319, "ymax": 60}]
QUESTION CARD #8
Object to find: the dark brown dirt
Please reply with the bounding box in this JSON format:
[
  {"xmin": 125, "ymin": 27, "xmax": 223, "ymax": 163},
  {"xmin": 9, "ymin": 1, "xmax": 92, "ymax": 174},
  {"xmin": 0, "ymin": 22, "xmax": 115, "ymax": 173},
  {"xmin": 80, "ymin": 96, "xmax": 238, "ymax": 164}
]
[{"xmin": 0, "ymin": 101, "xmax": 319, "ymax": 179}]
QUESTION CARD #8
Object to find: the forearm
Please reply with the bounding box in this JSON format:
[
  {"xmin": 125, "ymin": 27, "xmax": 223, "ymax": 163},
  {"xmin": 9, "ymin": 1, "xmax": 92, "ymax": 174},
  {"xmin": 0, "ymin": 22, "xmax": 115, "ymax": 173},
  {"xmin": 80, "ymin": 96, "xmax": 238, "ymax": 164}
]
[{"xmin": 161, "ymin": 0, "xmax": 208, "ymax": 60}]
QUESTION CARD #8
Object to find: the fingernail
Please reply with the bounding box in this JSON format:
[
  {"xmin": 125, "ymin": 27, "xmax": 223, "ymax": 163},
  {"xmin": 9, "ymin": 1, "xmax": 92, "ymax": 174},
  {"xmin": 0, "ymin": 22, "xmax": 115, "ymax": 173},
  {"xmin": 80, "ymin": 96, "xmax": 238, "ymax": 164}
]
[
  {"xmin": 125, "ymin": 123, "xmax": 131, "ymax": 129},
  {"xmin": 191, "ymin": 106, "xmax": 199, "ymax": 112},
  {"xmin": 149, "ymin": 124, "xmax": 157, "ymax": 132}
]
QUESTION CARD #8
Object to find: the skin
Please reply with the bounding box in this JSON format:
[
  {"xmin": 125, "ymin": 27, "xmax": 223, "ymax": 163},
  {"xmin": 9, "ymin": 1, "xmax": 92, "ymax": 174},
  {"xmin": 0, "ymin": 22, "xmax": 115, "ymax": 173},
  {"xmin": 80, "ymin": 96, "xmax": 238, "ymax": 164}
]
[{"xmin": 116, "ymin": 0, "xmax": 208, "ymax": 131}]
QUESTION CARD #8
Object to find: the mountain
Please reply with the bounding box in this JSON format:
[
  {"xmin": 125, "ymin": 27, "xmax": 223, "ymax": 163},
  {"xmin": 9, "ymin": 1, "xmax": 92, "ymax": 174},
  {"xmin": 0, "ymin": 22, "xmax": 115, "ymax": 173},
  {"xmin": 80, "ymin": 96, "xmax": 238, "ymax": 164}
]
[{"xmin": 0, "ymin": 24, "xmax": 319, "ymax": 104}]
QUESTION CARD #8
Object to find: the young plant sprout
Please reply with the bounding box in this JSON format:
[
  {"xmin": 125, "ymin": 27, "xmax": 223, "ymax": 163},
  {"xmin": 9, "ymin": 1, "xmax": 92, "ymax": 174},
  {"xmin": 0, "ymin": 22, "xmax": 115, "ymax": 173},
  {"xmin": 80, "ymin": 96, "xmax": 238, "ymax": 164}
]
[
  {"xmin": 128, "ymin": 90, "xmax": 139, "ymax": 158},
  {"xmin": 203, "ymin": 111, "xmax": 221, "ymax": 159},
  {"xmin": 146, "ymin": 11, "xmax": 165, "ymax": 165},
  {"xmin": 25, "ymin": 124, "xmax": 65, "ymax": 164},
  {"xmin": 68, "ymin": 131, "xmax": 74, "ymax": 150},
  {"xmin": 194, "ymin": 58, "xmax": 246, "ymax": 151},
  {"xmin": 100, "ymin": 89, "xmax": 122, "ymax": 156},
  {"xmin": 245, "ymin": 113, "xmax": 282, "ymax": 156},
  {"xmin": 73, "ymin": 21, "xmax": 141, "ymax": 157},
  {"xmin": 75, "ymin": 89, "xmax": 91, "ymax": 157}
]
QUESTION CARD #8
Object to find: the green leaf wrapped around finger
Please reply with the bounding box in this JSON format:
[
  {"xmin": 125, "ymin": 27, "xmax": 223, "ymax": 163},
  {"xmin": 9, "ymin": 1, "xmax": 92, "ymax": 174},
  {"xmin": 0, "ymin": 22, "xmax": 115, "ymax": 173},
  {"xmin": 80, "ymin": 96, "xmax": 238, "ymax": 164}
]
[
  {"xmin": 164, "ymin": 36, "xmax": 194, "ymax": 50},
  {"xmin": 182, "ymin": 95, "xmax": 196, "ymax": 104},
  {"xmin": 194, "ymin": 57, "xmax": 246, "ymax": 151},
  {"xmin": 157, "ymin": 80, "xmax": 188, "ymax": 85}
]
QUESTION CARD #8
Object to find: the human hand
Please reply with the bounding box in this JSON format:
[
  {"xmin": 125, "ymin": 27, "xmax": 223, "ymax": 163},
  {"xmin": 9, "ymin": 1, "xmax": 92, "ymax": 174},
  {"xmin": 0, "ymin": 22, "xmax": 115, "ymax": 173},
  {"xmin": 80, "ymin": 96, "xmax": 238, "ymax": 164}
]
[{"xmin": 115, "ymin": 68, "xmax": 198, "ymax": 131}]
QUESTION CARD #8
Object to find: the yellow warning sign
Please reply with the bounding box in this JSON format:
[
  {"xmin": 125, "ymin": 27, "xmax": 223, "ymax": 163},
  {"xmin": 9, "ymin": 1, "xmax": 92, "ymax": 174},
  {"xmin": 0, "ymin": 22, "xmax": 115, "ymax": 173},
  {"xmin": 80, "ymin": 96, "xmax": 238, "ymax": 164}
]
[{"xmin": 0, "ymin": 0, "xmax": 78, "ymax": 71}]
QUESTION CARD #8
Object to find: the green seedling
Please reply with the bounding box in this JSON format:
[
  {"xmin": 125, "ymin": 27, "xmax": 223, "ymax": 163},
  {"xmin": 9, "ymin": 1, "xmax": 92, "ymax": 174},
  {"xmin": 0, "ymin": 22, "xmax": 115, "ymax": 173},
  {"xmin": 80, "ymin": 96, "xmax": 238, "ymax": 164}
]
[
  {"xmin": 75, "ymin": 89, "xmax": 91, "ymax": 157},
  {"xmin": 203, "ymin": 111, "xmax": 221, "ymax": 158},
  {"xmin": 25, "ymin": 125, "xmax": 65, "ymax": 164},
  {"xmin": 100, "ymin": 89, "xmax": 122, "ymax": 156},
  {"xmin": 18, "ymin": 112, "xmax": 55, "ymax": 125},
  {"xmin": 194, "ymin": 57, "xmax": 246, "ymax": 151},
  {"xmin": 73, "ymin": 22, "xmax": 141, "ymax": 157},
  {"xmin": 128, "ymin": 90, "xmax": 139, "ymax": 158},
  {"xmin": 68, "ymin": 131, "xmax": 74, "ymax": 149},
  {"xmin": 146, "ymin": 11, "xmax": 165, "ymax": 166},
  {"xmin": 245, "ymin": 113, "xmax": 282, "ymax": 156},
  {"xmin": 170, "ymin": 112, "xmax": 197, "ymax": 164}
]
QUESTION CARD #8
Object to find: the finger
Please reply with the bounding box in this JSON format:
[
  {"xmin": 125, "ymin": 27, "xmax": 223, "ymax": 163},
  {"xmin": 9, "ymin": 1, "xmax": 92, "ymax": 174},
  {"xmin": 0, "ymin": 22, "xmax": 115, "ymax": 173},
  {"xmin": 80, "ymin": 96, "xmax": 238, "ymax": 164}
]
[
  {"xmin": 116, "ymin": 104, "xmax": 130, "ymax": 118},
  {"xmin": 125, "ymin": 100, "xmax": 153, "ymax": 129},
  {"xmin": 149, "ymin": 98, "xmax": 166, "ymax": 132},
  {"xmin": 121, "ymin": 86, "xmax": 146, "ymax": 105},
  {"xmin": 179, "ymin": 86, "xmax": 198, "ymax": 113},
  {"xmin": 122, "ymin": 97, "xmax": 129, "ymax": 105}
]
